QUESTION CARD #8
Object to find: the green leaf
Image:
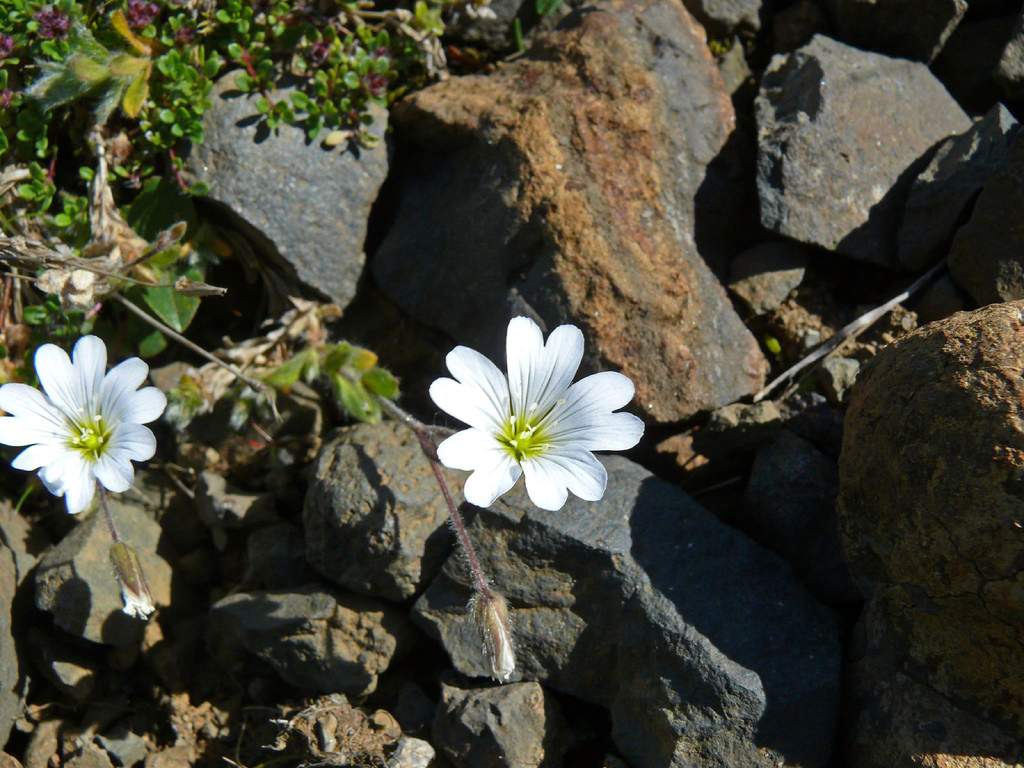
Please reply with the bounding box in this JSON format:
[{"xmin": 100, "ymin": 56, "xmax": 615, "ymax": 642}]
[
  {"xmin": 127, "ymin": 177, "xmax": 197, "ymax": 239},
  {"xmin": 23, "ymin": 305, "xmax": 48, "ymax": 325},
  {"xmin": 333, "ymin": 374, "xmax": 381, "ymax": 423},
  {"xmin": 362, "ymin": 367, "xmax": 399, "ymax": 399},
  {"xmin": 120, "ymin": 70, "xmax": 150, "ymax": 118},
  {"xmin": 263, "ymin": 348, "xmax": 315, "ymax": 390},
  {"xmin": 141, "ymin": 267, "xmax": 201, "ymax": 333},
  {"xmin": 137, "ymin": 329, "xmax": 168, "ymax": 358},
  {"xmin": 535, "ymin": 0, "xmax": 564, "ymax": 16}
]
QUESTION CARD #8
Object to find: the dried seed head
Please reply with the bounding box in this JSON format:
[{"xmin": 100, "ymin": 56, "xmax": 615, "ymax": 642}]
[
  {"xmin": 109, "ymin": 542, "xmax": 155, "ymax": 620},
  {"xmin": 472, "ymin": 590, "xmax": 516, "ymax": 683}
]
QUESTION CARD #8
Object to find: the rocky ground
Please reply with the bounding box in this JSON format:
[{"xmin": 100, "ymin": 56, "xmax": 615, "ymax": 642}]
[{"xmin": 2, "ymin": 1, "xmax": 1024, "ymax": 767}]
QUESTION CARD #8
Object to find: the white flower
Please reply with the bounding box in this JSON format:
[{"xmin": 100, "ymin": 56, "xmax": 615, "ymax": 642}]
[
  {"xmin": 0, "ymin": 335, "xmax": 166, "ymax": 514},
  {"xmin": 430, "ymin": 316, "xmax": 644, "ymax": 511}
]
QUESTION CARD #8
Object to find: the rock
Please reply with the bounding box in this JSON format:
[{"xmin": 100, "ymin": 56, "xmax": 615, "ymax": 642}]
[
  {"xmin": 899, "ymin": 105, "xmax": 1021, "ymax": 271},
  {"xmin": 779, "ymin": 392, "xmax": 845, "ymax": 458},
  {"xmin": 838, "ymin": 301, "xmax": 1024, "ymax": 756},
  {"xmin": 682, "ymin": 0, "xmax": 763, "ymax": 34},
  {"xmin": 716, "ymin": 40, "xmax": 752, "ymax": 96},
  {"xmin": 913, "ymin": 274, "xmax": 968, "ymax": 324},
  {"xmin": 0, "ymin": 754, "xmax": 22, "ymax": 768},
  {"xmin": 195, "ymin": 471, "xmax": 276, "ymax": 531},
  {"xmin": 142, "ymin": 746, "xmax": 191, "ymax": 768},
  {"xmin": 245, "ymin": 523, "xmax": 313, "ymax": 590},
  {"xmin": 701, "ymin": 400, "xmax": 783, "ymax": 453},
  {"xmin": 728, "ymin": 241, "xmax": 808, "ymax": 315},
  {"xmin": 0, "ymin": 544, "xmax": 20, "ymax": 746},
  {"xmin": 948, "ymin": 135, "xmax": 1024, "ymax": 305},
  {"xmin": 28, "ymin": 628, "xmax": 99, "ymax": 702},
  {"xmin": 0, "ymin": 500, "xmax": 46, "ymax": 582},
  {"xmin": 374, "ymin": 0, "xmax": 768, "ymax": 424},
  {"xmin": 24, "ymin": 719, "xmax": 63, "ymax": 768},
  {"xmin": 432, "ymin": 680, "xmax": 570, "ymax": 768},
  {"xmin": 303, "ymin": 423, "xmax": 457, "ymax": 601},
  {"xmin": 447, "ymin": 0, "xmax": 570, "ymax": 51},
  {"xmin": 825, "ymin": 0, "xmax": 966, "ymax": 61},
  {"xmin": 772, "ymin": 0, "xmax": 829, "ymax": 53},
  {"xmin": 393, "ymin": 682, "xmax": 436, "ymax": 735},
  {"xmin": 386, "ymin": 736, "xmax": 435, "ymax": 768},
  {"xmin": 816, "ymin": 356, "xmax": 860, "ymax": 403},
  {"xmin": 845, "ymin": 599, "xmax": 1024, "ymax": 766},
  {"xmin": 744, "ymin": 431, "xmax": 856, "ymax": 605},
  {"xmin": 932, "ymin": 17, "xmax": 1016, "ymax": 114},
  {"xmin": 33, "ymin": 502, "xmax": 173, "ymax": 649},
  {"xmin": 756, "ymin": 35, "xmax": 971, "ymax": 267},
  {"xmin": 66, "ymin": 745, "xmax": 114, "ymax": 768},
  {"xmin": 995, "ymin": 12, "xmax": 1024, "ymax": 100},
  {"xmin": 413, "ymin": 456, "xmax": 841, "ymax": 768},
  {"xmin": 95, "ymin": 727, "xmax": 148, "ymax": 768},
  {"xmin": 185, "ymin": 74, "xmax": 389, "ymax": 309},
  {"xmin": 208, "ymin": 586, "xmax": 409, "ymax": 696}
]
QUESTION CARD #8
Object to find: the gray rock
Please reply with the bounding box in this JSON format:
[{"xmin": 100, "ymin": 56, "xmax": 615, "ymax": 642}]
[
  {"xmin": 816, "ymin": 356, "xmax": 860, "ymax": 403},
  {"xmin": 447, "ymin": 0, "xmax": 571, "ymax": 51},
  {"xmin": 96, "ymin": 727, "xmax": 148, "ymax": 768},
  {"xmin": 898, "ymin": 105, "xmax": 1021, "ymax": 271},
  {"xmin": 432, "ymin": 680, "xmax": 569, "ymax": 768},
  {"xmin": 185, "ymin": 74, "xmax": 388, "ymax": 309},
  {"xmin": 195, "ymin": 472, "xmax": 276, "ymax": 551},
  {"xmin": 413, "ymin": 456, "xmax": 841, "ymax": 768},
  {"xmin": 245, "ymin": 523, "xmax": 313, "ymax": 590},
  {"xmin": 700, "ymin": 400, "xmax": 783, "ymax": 453},
  {"xmin": 386, "ymin": 736, "xmax": 435, "ymax": 768},
  {"xmin": 682, "ymin": 0, "xmax": 763, "ymax": 34},
  {"xmin": 995, "ymin": 12, "xmax": 1024, "ymax": 100},
  {"xmin": 0, "ymin": 500, "xmax": 46, "ymax": 582},
  {"xmin": 0, "ymin": 545, "xmax": 20, "ymax": 747},
  {"xmin": 728, "ymin": 241, "xmax": 808, "ymax": 315},
  {"xmin": 28, "ymin": 628, "xmax": 99, "ymax": 702},
  {"xmin": 304, "ymin": 422, "xmax": 457, "ymax": 602},
  {"xmin": 825, "ymin": 0, "xmax": 966, "ymax": 62},
  {"xmin": 34, "ymin": 503, "xmax": 173, "ymax": 648},
  {"xmin": 393, "ymin": 682, "xmax": 436, "ymax": 735},
  {"xmin": 772, "ymin": 0, "xmax": 829, "ymax": 54},
  {"xmin": 374, "ymin": 0, "xmax": 767, "ymax": 424},
  {"xmin": 932, "ymin": 17, "xmax": 1016, "ymax": 114},
  {"xmin": 208, "ymin": 586, "xmax": 409, "ymax": 696},
  {"xmin": 66, "ymin": 745, "xmax": 114, "ymax": 768},
  {"xmin": 913, "ymin": 274, "xmax": 968, "ymax": 324},
  {"xmin": 756, "ymin": 35, "xmax": 971, "ymax": 267},
  {"xmin": 948, "ymin": 135, "xmax": 1024, "ymax": 306},
  {"xmin": 744, "ymin": 431, "xmax": 857, "ymax": 606}
]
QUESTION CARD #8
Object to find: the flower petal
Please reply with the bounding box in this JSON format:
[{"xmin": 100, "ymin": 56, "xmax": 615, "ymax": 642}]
[
  {"xmin": 548, "ymin": 411, "xmax": 645, "ymax": 452},
  {"xmin": 11, "ymin": 443, "xmax": 71, "ymax": 471},
  {"xmin": 115, "ymin": 387, "xmax": 166, "ymax": 425},
  {"xmin": 63, "ymin": 457, "xmax": 97, "ymax": 515},
  {"xmin": 94, "ymin": 453, "xmax": 134, "ymax": 493},
  {"xmin": 520, "ymin": 456, "xmax": 570, "ymax": 511},
  {"xmin": 437, "ymin": 428, "xmax": 501, "ymax": 471},
  {"xmin": 35, "ymin": 343, "xmax": 85, "ymax": 418},
  {"xmin": 72, "ymin": 335, "xmax": 107, "ymax": 413},
  {"xmin": 0, "ymin": 382, "xmax": 69, "ymax": 440},
  {"xmin": 464, "ymin": 453, "xmax": 522, "ymax": 508},
  {"xmin": 506, "ymin": 318, "xmax": 585, "ymax": 423},
  {"xmin": 537, "ymin": 447, "xmax": 608, "ymax": 501},
  {"xmin": 430, "ymin": 378, "xmax": 505, "ymax": 432},
  {"xmin": 445, "ymin": 346, "xmax": 510, "ymax": 424},
  {"xmin": 0, "ymin": 414, "xmax": 68, "ymax": 447},
  {"xmin": 100, "ymin": 357, "xmax": 149, "ymax": 423},
  {"xmin": 107, "ymin": 422, "xmax": 157, "ymax": 463}
]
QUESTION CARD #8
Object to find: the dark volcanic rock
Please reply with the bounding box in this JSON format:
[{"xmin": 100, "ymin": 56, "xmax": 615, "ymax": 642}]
[
  {"xmin": 948, "ymin": 133, "xmax": 1024, "ymax": 305},
  {"xmin": 825, "ymin": 0, "xmax": 966, "ymax": 61},
  {"xmin": 245, "ymin": 523, "xmax": 313, "ymax": 590},
  {"xmin": 728, "ymin": 241, "xmax": 808, "ymax": 315},
  {"xmin": 839, "ymin": 301, "xmax": 1024, "ymax": 761},
  {"xmin": 208, "ymin": 587, "xmax": 408, "ymax": 696},
  {"xmin": 932, "ymin": 17, "xmax": 1016, "ymax": 114},
  {"xmin": 756, "ymin": 35, "xmax": 970, "ymax": 266},
  {"xmin": 682, "ymin": 0, "xmax": 763, "ymax": 34},
  {"xmin": 34, "ymin": 502, "xmax": 173, "ymax": 649},
  {"xmin": 303, "ymin": 423, "xmax": 457, "ymax": 602},
  {"xmin": 186, "ymin": 75, "xmax": 388, "ymax": 309},
  {"xmin": 374, "ymin": 0, "xmax": 767, "ymax": 424},
  {"xmin": 413, "ymin": 456, "xmax": 841, "ymax": 768},
  {"xmin": 0, "ymin": 544, "xmax": 20, "ymax": 746},
  {"xmin": 996, "ymin": 11, "xmax": 1024, "ymax": 100},
  {"xmin": 899, "ymin": 105, "xmax": 1021, "ymax": 271},
  {"xmin": 744, "ymin": 431, "xmax": 856, "ymax": 605},
  {"xmin": 772, "ymin": 0, "xmax": 829, "ymax": 53},
  {"xmin": 432, "ymin": 679, "xmax": 570, "ymax": 768}
]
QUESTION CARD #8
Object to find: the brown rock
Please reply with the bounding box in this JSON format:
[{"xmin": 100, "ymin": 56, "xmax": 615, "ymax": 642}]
[
  {"xmin": 839, "ymin": 301, "xmax": 1024, "ymax": 761},
  {"xmin": 374, "ymin": 0, "xmax": 767, "ymax": 423}
]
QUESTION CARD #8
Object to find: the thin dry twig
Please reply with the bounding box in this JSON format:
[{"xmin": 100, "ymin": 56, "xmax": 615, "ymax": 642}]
[{"xmin": 753, "ymin": 261, "xmax": 945, "ymax": 403}]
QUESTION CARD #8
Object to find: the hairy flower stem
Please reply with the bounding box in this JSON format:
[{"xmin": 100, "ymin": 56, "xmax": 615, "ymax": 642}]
[
  {"xmin": 97, "ymin": 486, "xmax": 122, "ymax": 544},
  {"xmin": 376, "ymin": 396, "xmax": 493, "ymax": 600}
]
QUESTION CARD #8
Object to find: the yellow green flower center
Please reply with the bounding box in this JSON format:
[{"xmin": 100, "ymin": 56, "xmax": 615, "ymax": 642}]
[
  {"xmin": 498, "ymin": 413, "xmax": 549, "ymax": 462},
  {"xmin": 68, "ymin": 416, "xmax": 111, "ymax": 461}
]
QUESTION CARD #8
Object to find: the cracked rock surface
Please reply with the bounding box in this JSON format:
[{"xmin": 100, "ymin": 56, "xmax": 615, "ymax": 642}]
[{"xmin": 839, "ymin": 301, "xmax": 1024, "ymax": 764}]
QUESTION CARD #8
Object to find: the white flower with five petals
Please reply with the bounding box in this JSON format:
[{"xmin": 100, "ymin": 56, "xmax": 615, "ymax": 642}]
[
  {"xmin": 430, "ymin": 316, "xmax": 644, "ymax": 511},
  {"xmin": 0, "ymin": 336, "xmax": 166, "ymax": 514}
]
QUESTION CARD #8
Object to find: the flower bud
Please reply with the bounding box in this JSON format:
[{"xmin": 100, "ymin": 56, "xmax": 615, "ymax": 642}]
[
  {"xmin": 109, "ymin": 542, "xmax": 155, "ymax": 620},
  {"xmin": 472, "ymin": 590, "xmax": 516, "ymax": 683}
]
